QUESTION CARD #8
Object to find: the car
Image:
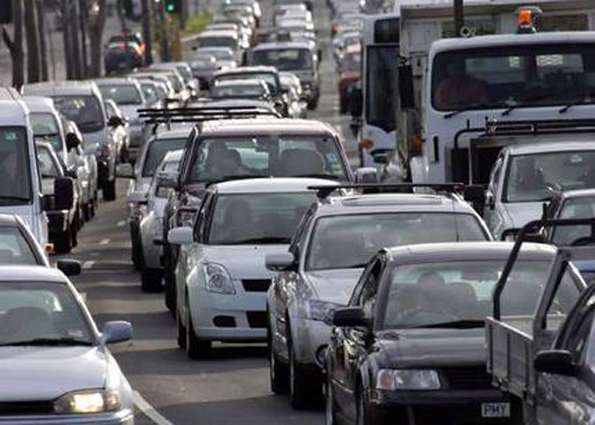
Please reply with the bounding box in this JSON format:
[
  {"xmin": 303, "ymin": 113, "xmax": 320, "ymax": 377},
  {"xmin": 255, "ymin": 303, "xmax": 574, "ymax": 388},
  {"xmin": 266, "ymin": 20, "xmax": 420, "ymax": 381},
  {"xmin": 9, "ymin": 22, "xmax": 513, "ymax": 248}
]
[
  {"xmin": 484, "ymin": 142, "xmax": 595, "ymax": 240},
  {"xmin": 0, "ymin": 214, "xmax": 51, "ymax": 266},
  {"xmin": 22, "ymin": 81, "xmax": 126, "ymax": 202},
  {"xmin": 542, "ymin": 189, "xmax": 595, "ymax": 246},
  {"xmin": 325, "ymin": 241, "xmax": 578, "ymax": 425},
  {"xmin": 188, "ymin": 54, "xmax": 220, "ymax": 90},
  {"xmin": 279, "ymin": 71, "xmax": 307, "ymax": 118},
  {"xmin": 108, "ymin": 31, "xmax": 146, "ymax": 55},
  {"xmin": 138, "ymin": 79, "xmax": 163, "ymax": 108},
  {"xmin": 133, "ymin": 73, "xmax": 177, "ymax": 105},
  {"xmin": 0, "ymin": 265, "xmax": 134, "ymax": 424},
  {"xmin": 193, "ymin": 46, "xmax": 238, "ymax": 70},
  {"xmin": 37, "ymin": 141, "xmax": 80, "ymax": 254},
  {"xmin": 266, "ymin": 186, "xmax": 492, "ymax": 408},
  {"xmin": 136, "ymin": 67, "xmax": 190, "ymax": 105},
  {"xmin": 167, "ymin": 178, "xmax": 337, "ymax": 358},
  {"xmin": 117, "ymin": 127, "xmax": 190, "ymax": 270},
  {"xmin": 194, "ymin": 30, "xmax": 241, "ymax": 60},
  {"xmin": 102, "ymin": 98, "xmax": 130, "ymax": 163},
  {"xmin": 160, "ymin": 116, "xmax": 355, "ymax": 314},
  {"xmin": 138, "ymin": 149, "xmax": 183, "ymax": 292},
  {"xmin": 95, "ymin": 77, "xmax": 149, "ymax": 163},
  {"xmin": 151, "ymin": 62, "xmax": 198, "ymax": 98},
  {"xmin": 104, "ymin": 41, "xmax": 144, "ymax": 74},
  {"xmin": 209, "ymin": 79, "xmax": 272, "ymax": 101}
]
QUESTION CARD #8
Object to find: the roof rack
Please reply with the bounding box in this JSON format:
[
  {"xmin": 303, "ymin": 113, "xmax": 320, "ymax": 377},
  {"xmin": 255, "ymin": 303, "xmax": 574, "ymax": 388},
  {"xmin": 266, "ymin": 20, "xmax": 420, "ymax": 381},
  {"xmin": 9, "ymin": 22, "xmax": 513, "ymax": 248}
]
[
  {"xmin": 493, "ymin": 217, "xmax": 595, "ymax": 320},
  {"xmin": 307, "ymin": 183, "xmax": 483, "ymax": 200}
]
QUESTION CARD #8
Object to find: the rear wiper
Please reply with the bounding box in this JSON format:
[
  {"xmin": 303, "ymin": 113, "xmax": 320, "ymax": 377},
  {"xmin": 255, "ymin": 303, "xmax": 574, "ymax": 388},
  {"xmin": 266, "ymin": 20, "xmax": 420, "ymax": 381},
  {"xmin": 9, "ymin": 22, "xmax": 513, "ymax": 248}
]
[
  {"xmin": 413, "ymin": 320, "xmax": 484, "ymax": 329},
  {"xmin": 234, "ymin": 236, "xmax": 290, "ymax": 244},
  {"xmin": 0, "ymin": 337, "xmax": 93, "ymax": 347}
]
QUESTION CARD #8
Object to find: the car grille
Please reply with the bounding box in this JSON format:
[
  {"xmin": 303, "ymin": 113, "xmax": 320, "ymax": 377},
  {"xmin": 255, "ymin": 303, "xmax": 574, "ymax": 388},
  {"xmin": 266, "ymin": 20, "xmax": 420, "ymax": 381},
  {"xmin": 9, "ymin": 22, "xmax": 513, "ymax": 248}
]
[
  {"xmin": 0, "ymin": 401, "xmax": 54, "ymax": 415},
  {"xmin": 241, "ymin": 279, "xmax": 271, "ymax": 292},
  {"xmin": 246, "ymin": 311, "xmax": 267, "ymax": 328},
  {"xmin": 442, "ymin": 367, "xmax": 492, "ymax": 390}
]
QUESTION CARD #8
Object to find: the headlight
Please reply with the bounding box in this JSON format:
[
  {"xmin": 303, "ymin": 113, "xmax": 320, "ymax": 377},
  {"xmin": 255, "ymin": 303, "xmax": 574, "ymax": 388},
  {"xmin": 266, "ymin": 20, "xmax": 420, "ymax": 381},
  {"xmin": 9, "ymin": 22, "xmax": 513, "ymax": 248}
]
[
  {"xmin": 54, "ymin": 389, "xmax": 121, "ymax": 414},
  {"xmin": 204, "ymin": 263, "xmax": 235, "ymax": 294},
  {"xmin": 376, "ymin": 369, "xmax": 441, "ymax": 391},
  {"xmin": 304, "ymin": 299, "xmax": 342, "ymax": 321}
]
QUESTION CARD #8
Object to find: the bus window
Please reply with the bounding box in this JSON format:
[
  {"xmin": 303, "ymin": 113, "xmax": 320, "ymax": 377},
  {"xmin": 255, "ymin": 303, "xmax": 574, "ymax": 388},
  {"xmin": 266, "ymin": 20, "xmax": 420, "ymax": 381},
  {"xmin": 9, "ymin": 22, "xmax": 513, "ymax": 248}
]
[
  {"xmin": 365, "ymin": 46, "xmax": 398, "ymax": 132},
  {"xmin": 374, "ymin": 17, "xmax": 398, "ymax": 44}
]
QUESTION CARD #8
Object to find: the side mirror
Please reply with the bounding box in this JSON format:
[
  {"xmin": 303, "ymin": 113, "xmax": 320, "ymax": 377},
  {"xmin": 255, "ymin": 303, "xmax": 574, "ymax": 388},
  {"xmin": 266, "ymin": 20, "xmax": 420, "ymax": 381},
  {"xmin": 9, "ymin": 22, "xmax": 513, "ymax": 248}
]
[
  {"xmin": 167, "ymin": 227, "xmax": 194, "ymax": 245},
  {"xmin": 41, "ymin": 194, "xmax": 55, "ymax": 211},
  {"xmin": 398, "ymin": 63, "xmax": 415, "ymax": 109},
  {"xmin": 349, "ymin": 86, "xmax": 363, "ymax": 117},
  {"xmin": 485, "ymin": 190, "xmax": 496, "ymax": 210},
  {"xmin": 127, "ymin": 191, "xmax": 147, "ymax": 205},
  {"xmin": 332, "ymin": 307, "xmax": 370, "ymax": 328},
  {"xmin": 102, "ymin": 321, "xmax": 133, "ymax": 344},
  {"xmin": 54, "ymin": 177, "xmax": 74, "ymax": 211},
  {"xmin": 534, "ymin": 350, "xmax": 576, "ymax": 376},
  {"xmin": 373, "ymin": 152, "xmax": 389, "ymax": 165},
  {"xmin": 107, "ymin": 115, "xmax": 124, "ymax": 128},
  {"xmin": 355, "ymin": 167, "xmax": 379, "ymax": 184},
  {"xmin": 56, "ymin": 259, "xmax": 82, "ymax": 276},
  {"xmin": 116, "ymin": 163, "xmax": 134, "ymax": 179},
  {"xmin": 65, "ymin": 167, "xmax": 78, "ymax": 179},
  {"xmin": 65, "ymin": 132, "xmax": 81, "ymax": 151},
  {"xmin": 349, "ymin": 118, "xmax": 360, "ymax": 138},
  {"xmin": 265, "ymin": 252, "xmax": 296, "ymax": 272}
]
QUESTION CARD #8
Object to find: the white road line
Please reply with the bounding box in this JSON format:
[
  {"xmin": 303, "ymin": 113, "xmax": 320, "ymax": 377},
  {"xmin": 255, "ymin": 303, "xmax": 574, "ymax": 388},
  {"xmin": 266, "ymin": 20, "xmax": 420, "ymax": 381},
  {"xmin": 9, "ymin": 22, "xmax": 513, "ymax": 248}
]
[
  {"xmin": 117, "ymin": 220, "xmax": 126, "ymax": 227},
  {"xmin": 82, "ymin": 260, "xmax": 96, "ymax": 270},
  {"xmin": 132, "ymin": 391, "xmax": 174, "ymax": 425},
  {"xmin": 99, "ymin": 238, "xmax": 110, "ymax": 245}
]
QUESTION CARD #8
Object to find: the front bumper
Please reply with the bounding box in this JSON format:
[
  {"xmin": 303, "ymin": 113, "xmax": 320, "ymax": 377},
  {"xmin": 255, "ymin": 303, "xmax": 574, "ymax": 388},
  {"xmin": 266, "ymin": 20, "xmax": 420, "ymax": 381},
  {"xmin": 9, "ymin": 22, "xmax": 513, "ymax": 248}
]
[
  {"xmin": 0, "ymin": 409, "xmax": 134, "ymax": 425},
  {"xmin": 367, "ymin": 389, "xmax": 520, "ymax": 425}
]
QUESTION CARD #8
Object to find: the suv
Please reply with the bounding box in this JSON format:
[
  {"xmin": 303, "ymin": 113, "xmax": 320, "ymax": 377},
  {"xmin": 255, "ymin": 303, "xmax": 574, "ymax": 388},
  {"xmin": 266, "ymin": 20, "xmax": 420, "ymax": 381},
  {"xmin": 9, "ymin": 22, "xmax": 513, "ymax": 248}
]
[
  {"xmin": 266, "ymin": 185, "xmax": 492, "ymax": 408},
  {"xmin": 22, "ymin": 81, "xmax": 126, "ymax": 201}
]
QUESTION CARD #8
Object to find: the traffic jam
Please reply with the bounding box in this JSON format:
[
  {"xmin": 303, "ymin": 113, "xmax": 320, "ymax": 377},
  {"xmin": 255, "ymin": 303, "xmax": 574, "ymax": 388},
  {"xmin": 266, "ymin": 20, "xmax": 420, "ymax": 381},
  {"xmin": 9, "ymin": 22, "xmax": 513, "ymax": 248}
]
[{"xmin": 2, "ymin": 0, "xmax": 595, "ymax": 424}]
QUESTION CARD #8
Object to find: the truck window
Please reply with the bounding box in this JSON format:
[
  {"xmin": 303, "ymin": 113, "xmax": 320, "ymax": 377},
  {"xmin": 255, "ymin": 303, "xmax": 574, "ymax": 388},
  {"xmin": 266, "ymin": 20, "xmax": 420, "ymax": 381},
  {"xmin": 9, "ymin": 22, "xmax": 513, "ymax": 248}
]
[
  {"xmin": 544, "ymin": 268, "xmax": 582, "ymax": 333},
  {"xmin": 432, "ymin": 44, "xmax": 595, "ymax": 112},
  {"xmin": 365, "ymin": 46, "xmax": 398, "ymax": 132},
  {"xmin": 0, "ymin": 127, "xmax": 32, "ymax": 204}
]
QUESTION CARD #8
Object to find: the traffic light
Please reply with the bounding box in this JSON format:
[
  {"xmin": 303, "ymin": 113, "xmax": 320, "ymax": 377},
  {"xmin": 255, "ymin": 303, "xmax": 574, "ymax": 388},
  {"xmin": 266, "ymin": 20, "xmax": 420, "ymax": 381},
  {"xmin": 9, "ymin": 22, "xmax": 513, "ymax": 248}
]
[{"xmin": 164, "ymin": 0, "xmax": 182, "ymax": 14}]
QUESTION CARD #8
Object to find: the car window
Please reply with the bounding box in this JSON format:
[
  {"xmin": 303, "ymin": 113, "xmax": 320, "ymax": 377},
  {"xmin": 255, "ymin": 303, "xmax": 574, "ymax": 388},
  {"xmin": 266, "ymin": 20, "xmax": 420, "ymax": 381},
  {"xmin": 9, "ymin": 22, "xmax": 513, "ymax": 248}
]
[
  {"xmin": 99, "ymin": 85, "xmax": 143, "ymax": 105},
  {"xmin": 551, "ymin": 196, "xmax": 595, "ymax": 245},
  {"xmin": 38, "ymin": 147, "xmax": 60, "ymax": 178},
  {"xmin": 142, "ymin": 138, "xmax": 187, "ymax": 177},
  {"xmin": 355, "ymin": 258, "xmax": 383, "ymax": 318},
  {"xmin": 0, "ymin": 127, "xmax": 33, "ymax": 203},
  {"xmin": 0, "ymin": 227, "xmax": 38, "ymax": 265},
  {"xmin": 53, "ymin": 95, "xmax": 104, "ymax": 133},
  {"xmin": 30, "ymin": 113, "xmax": 63, "ymax": 151}
]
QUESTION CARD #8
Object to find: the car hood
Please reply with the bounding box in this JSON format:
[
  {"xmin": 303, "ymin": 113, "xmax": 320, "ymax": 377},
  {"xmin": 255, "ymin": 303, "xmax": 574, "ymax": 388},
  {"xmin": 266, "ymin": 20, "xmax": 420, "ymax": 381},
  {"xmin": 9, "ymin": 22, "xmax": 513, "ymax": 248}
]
[
  {"xmin": 304, "ymin": 268, "xmax": 363, "ymax": 304},
  {"xmin": 0, "ymin": 346, "xmax": 109, "ymax": 401},
  {"xmin": 375, "ymin": 328, "xmax": 485, "ymax": 368},
  {"xmin": 502, "ymin": 202, "xmax": 543, "ymax": 229},
  {"xmin": 118, "ymin": 104, "xmax": 142, "ymax": 120},
  {"xmin": 204, "ymin": 245, "xmax": 289, "ymax": 279}
]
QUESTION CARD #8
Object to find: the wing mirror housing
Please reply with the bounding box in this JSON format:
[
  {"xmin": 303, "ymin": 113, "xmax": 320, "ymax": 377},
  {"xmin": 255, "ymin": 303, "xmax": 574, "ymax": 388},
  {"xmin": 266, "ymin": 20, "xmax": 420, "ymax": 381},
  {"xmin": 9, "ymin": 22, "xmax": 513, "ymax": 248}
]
[
  {"xmin": 332, "ymin": 307, "xmax": 370, "ymax": 328},
  {"xmin": 265, "ymin": 252, "xmax": 296, "ymax": 272},
  {"xmin": 54, "ymin": 177, "xmax": 75, "ymax": 211},
  {"xmin": 56, "ymin": 259, "xmax": 82, "ymax": 276},
  {"xmin": 102, "ymin": 321, "xmax": 133, "ymax": 344},
  {"xmin": 534, "ymin": 350, "xmax": 576, "ymax": 376},
  {"xmin": 167, "ymin": 227, "xmax": 194, "ymax": 245}
]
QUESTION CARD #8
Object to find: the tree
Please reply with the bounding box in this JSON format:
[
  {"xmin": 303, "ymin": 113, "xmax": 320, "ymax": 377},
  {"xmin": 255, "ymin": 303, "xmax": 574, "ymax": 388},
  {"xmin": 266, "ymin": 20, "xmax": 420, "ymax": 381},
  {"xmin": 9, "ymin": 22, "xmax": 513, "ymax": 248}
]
[
  {"xmin": 88, "ymin": 0, "xmax": 107, "ymax": 77},
  {"xmin": 1, "ymin": 0, "xmax": 24, "ymax": 88},
  {"xmin": 141, "ymin": 0, "xmax": 153, "ymax": 65},
  {"xmin": 24, "ymin": 0, "xmax": 41, "ymax": 82},
  {"xmin": 36, "ymin": 0, "xmax": 49, "ymax": 81}
]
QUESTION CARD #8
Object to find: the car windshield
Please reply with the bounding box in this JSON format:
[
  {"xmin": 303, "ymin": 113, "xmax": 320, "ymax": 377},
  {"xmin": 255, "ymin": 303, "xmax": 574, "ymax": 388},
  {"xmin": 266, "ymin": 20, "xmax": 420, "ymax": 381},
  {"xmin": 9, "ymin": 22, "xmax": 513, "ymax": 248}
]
[
  {"xmin": 199, "ymin": 49, "xmax": 233, "ymax": 60},
  {"xmin": 176, "ymin": 66, "xmax": 193, "ymax": 82},
  {"xmin": 98, "ymin": 84, "xmax": 142, "ymax": 105},
  {"xmin": 188, "ymin": 136, "xmax": 348, "ymax": 184},
  {"xmin": 140, "ymin": 83, "xmax": 159, "ymax": 104},
  {"xmin": 307, "ymin": 213, "xmax": 488, "ymax": 271},
  {"xmin": 208, "ymin": 192, "xmax": 316, "ymax": 245},
  {"xmin": 53, "ymin": 95, "xmax": 104, "ymax": 133},
  {"xmin": 432, "ymin": 44, "xmax": 595, "ymax": 112},
  {"xmin": 504, "ymin": 151, "xmax": 595, "ymax": 203},
  {"xmin": 0, "ymin": 227, "xmax": 38, "ymax": 265},
  {"xmin": 551, "ymin": 196, "xmax": 595, "ymax": 245},
  {"xmin": 365, "ymin": 45, "xmax": 398, "ymax": 132},
  {"xmin": 0, "ymin": 127, "xmax": 32, "ymax": 205},
  {"xmin": 30, "ymin": 113, "xmax": 63, "ymax": 151},
  {"xmin": 216, "ymin": 73, "xmax": 279, "ymax": 94},
  {"xmin": 197, "ymin": 36, "xmax": 238, "ymax": 49},
  {"xmin": 142, "ymin": 138, "xmax": 187, "ymax": 177},
  {"xmin": 37, "ymin": 146, "xmax": 60, "ymax": 178},
  {"xmin": 251, "ymin": 49, "xmax": 313, "ymax": 71},
  {"xmin": 0, "ymin": 282, "xmax": 93, "ymax": 346},
  {"xmin": 382, "ymin": 260, "xmax": 580, "ymax": 329},
  {"xmin": 210, "ymin": 83, "xmax": 267, "ymax": 99}
]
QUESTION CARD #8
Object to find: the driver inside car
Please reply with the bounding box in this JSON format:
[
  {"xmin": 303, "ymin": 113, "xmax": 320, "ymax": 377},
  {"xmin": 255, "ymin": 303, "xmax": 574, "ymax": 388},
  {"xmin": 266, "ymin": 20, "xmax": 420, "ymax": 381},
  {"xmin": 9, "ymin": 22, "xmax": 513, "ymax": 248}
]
[{"xmin": 434, "ymin": 62, "xmax": 490, "ymax": 110}]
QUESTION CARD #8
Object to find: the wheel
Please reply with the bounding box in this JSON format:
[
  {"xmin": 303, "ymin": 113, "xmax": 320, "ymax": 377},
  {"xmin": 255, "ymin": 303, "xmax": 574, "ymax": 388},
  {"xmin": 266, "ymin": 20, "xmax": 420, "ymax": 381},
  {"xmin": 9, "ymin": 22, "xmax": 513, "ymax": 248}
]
[
  {"xmin": 268, "ymin": 316, "xmax": 289, "ymax": 394},
  {"xmin": 176, "ymin": 309, "xmax": 186, "ymax": 349},
  {"xmin": 186, "ymin": 297, "xmax": 211, "ymax": 359},
  {"xmin": 289, "ymin": 339, "xmax": 318, "ymax": 409},
  {"xmin": 141, "ymin": 268, "xmax": 164, "ymax": 293},
  {"xmin": 54, "ymin": 225, "xmax": 73, "ymax": 254},
  {"xmin": 325, "ymin": 373, "xmax": 339, "ymax": 425},
  {"xmin": 103, "ymin": 178, "xmax": 116, "ymax": 201}
]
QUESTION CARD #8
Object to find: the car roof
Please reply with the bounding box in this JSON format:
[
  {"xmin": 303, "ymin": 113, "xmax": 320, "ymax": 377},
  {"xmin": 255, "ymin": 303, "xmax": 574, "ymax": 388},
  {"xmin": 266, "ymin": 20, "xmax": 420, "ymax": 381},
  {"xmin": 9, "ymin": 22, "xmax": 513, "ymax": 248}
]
[
  {"xmin": 0, "ymin": 214, "xmax": 21, "ymax": 226},
  {"xmin": 0, "ymin": 265, "xmax": 68, "ymax": 283},
  {"xmin": 22, "ymin": 81, "xmax": 99, "ymax": 96},
  {"xmin": 214, "ymin": 66, "xmax": 278, "ymax": 77},
  {"xmin": 385, "ymin": 241, "xmax": 556, "ymax": 265},
  {"xmin": 198, "ymin": 30, "xmax": 238, "ymax": 38},
  {"xmin": 153, "ymin": 127, "xmax": 193, "ymax": 140},
  {"xmin": 22, "ymin": 96, "xmax": 56, "ymax": 113},
  {"xmin": 506, "ymin": 141, "xmax": 595, "ymax": 155},
  {"xmin": 252, "ymin": 41, "xmax": 312, "ymax": 50},
  {"xmin": 94, "ymin": 77, "xmax": 139, "ymax": 86},
  {"xmin": 557, "ymin": 189, "xmax": 595, "ymax": 201},
  {"xmin": 212, "ymin": 177, "xmax": 338, "ymax": 194},
  {"xmin": 199, "ymin": 118, "xmax": 338, "ymax": 137},
  {"xmin": 214, "ymin": 79, "xmax": 265, "ymax": 87}
]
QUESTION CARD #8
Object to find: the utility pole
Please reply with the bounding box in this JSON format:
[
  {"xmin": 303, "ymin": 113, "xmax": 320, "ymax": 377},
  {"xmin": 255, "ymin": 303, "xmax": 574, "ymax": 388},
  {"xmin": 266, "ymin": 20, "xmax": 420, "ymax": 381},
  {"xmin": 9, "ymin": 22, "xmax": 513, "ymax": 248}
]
[
  {"xmin": 454, "ymin": 0, "xmax": 464, "ymax": 37},
  {"xmin": 141, "ymin": 0, "xmax": 153, "ymax": 65},
  {"xmin": 158, "ymin": 0, "xmax": 170, "ymax": 62}
]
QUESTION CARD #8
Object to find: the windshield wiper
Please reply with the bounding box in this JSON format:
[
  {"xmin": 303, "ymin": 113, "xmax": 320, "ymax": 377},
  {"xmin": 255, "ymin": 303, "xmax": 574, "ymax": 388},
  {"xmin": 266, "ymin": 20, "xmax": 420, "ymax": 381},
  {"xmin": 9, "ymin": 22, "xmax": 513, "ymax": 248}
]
[
  {"xmin": 293, "ymin": 173, "xmax": 340, "ymax": 180},
  {"xmin": 412, "ymin": 320, "xmax": 484, "ymax": 329},
  {"xmin": 0, "ymin": 337, "xmax": 93, "ymax": 347},
  {"xmin": 444, "ymin": 103, "xmax": 493, "ymax": 120},
  {"xmin": 233, "ymin": 236, "xmax": 290, "ymax": 244},
  {"xmin": 559, "ymin": 101, "xmax": 584, "ymax": 114},
  {"xmin": 501, "ymin": 104, "xmax": 521, "ymax": 116}
]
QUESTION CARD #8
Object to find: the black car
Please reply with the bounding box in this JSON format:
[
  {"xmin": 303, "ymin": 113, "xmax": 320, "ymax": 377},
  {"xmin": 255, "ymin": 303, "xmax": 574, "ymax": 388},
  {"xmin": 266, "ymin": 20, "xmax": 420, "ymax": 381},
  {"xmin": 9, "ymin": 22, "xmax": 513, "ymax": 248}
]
[
  {"xmin": 323, "ymin": 242, "xmax": 558, "ymax": 425},
  {"xmin": 104, "ymin": 42, "xmax": 144, "ymax": 75}
]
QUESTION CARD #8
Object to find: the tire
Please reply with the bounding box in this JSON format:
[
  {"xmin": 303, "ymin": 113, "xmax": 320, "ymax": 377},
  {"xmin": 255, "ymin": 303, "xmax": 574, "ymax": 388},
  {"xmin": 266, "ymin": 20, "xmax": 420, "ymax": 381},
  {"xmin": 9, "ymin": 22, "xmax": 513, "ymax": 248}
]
[
  {"xmin": 325, "ymin": 373, "xmax": 339, "ymax": 425},
  {"xmin": 289, "ymin": 339, "xmax": 318, "ymax": 409},
  {"xmin": 54, "ymin": 225, "xmax": 73, "ymax": 254},
  {"xmin": 165, "ymin": 273, "xmax": 177, "ymax": 316},
  {"xmin": 141, "ymin": 268, "xmax": 164, "ymax": 293},
  {"xmin": 186, "ymin": 297, "xmax": 211, "ymax": 359},
  {"xmin": 268, "ymin": 317, "xmax": 289, "ymax": 394},
  {"xmin": 103, "ymin": 178, "xmax": 116, "ymax": 201},
  {"xmin": 177, "ymin": 309, "xmax": 186, "ymax": 349}
]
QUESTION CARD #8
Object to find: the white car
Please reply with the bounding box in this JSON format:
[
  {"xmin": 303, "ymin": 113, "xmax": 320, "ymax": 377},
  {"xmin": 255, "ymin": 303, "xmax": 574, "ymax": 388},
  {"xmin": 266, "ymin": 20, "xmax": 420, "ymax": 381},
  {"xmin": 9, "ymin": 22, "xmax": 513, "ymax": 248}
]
[
  {"xmin": 484, "ymin": 142, "xmax": 595, "ymax": 240},
  {"xmin": 168, "ymin": 178, "xmax": 337, "ymax": 359},
  {"xmin": 138, "ymin": 149, "xmax": 183, "ymax": 292}
]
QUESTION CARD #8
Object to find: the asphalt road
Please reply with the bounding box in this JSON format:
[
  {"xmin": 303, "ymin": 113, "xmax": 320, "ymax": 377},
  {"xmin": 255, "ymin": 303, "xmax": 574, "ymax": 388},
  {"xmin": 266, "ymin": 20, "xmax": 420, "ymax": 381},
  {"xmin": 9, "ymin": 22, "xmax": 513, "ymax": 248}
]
[{"xmin": 62, "ymin": 2, "xmax": 355, "ymax": 424}]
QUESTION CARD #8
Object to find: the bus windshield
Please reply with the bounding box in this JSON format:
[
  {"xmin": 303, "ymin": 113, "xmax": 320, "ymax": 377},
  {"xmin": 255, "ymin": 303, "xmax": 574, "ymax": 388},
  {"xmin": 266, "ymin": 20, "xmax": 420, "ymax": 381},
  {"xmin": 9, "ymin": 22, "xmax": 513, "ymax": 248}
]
[
  {"xmin": 432, "ymin": 44, "xmax": 595, "ymax": 112},
  {"xmin": 365, "ymin": 45, "xmax": 398, "ymax": 132}
]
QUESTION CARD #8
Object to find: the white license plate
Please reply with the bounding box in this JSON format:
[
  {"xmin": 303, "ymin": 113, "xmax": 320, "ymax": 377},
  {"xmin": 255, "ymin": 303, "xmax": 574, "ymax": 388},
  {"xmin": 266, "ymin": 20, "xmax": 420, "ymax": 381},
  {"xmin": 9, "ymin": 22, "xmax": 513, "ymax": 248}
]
[{"xmin": 481, "ymin": 402, "xmax": 511, "ymax": 418}]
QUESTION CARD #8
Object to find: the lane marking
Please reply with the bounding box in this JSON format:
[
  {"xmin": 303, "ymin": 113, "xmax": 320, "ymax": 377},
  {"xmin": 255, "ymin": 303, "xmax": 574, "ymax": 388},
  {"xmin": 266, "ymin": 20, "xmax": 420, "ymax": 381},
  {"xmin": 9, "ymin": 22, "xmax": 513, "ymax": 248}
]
[
  {"xmin": 117, "ymin": 220, "xmax": 126, "ymax": 227},
  {"xmin": 99, "ymin": 238, "xmax": 110, "ymax": 245},
  {"xmin": 132, "ymin": 391, "xmax": 174, "ymax": 425},
  {"xmin": 82, "ymin": 260, "xmax": 96, "ymax": 270}
]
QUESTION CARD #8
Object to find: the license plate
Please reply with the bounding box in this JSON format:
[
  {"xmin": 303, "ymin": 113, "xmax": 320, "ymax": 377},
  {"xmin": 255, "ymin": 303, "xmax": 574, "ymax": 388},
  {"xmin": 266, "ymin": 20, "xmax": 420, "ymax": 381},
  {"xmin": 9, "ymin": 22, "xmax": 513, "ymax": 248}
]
[{"xmin": 481, "ymin": 402, "xmax": 511, "ymax": 418}]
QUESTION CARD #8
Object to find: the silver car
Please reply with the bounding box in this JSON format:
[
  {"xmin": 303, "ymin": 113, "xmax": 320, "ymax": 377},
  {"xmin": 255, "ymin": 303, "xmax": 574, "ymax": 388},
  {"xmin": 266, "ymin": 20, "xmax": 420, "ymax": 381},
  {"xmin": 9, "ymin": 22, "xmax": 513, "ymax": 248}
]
[
  {"xmin": 138, "ymin": 149, "xmax": 183, "ymax": 292},
  {"xmin": 0, "ymin": 266, "xmax": 134, "ymax": 424},
  {"xmin": 266, "ymin": 188, "xmax": 493, "ymax": 408}
]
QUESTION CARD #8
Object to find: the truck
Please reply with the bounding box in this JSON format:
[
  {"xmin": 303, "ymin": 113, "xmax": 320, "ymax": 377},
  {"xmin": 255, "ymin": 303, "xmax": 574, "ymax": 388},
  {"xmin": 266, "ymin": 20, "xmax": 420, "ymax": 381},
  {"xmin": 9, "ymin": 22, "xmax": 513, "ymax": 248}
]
[
  {"xmin": 393, "ymin": 0, "xmax": 595, "ymax": 185},
  {"xmin": 486, "ymin": 218, "xmax": 595, "ymax": 424}
]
